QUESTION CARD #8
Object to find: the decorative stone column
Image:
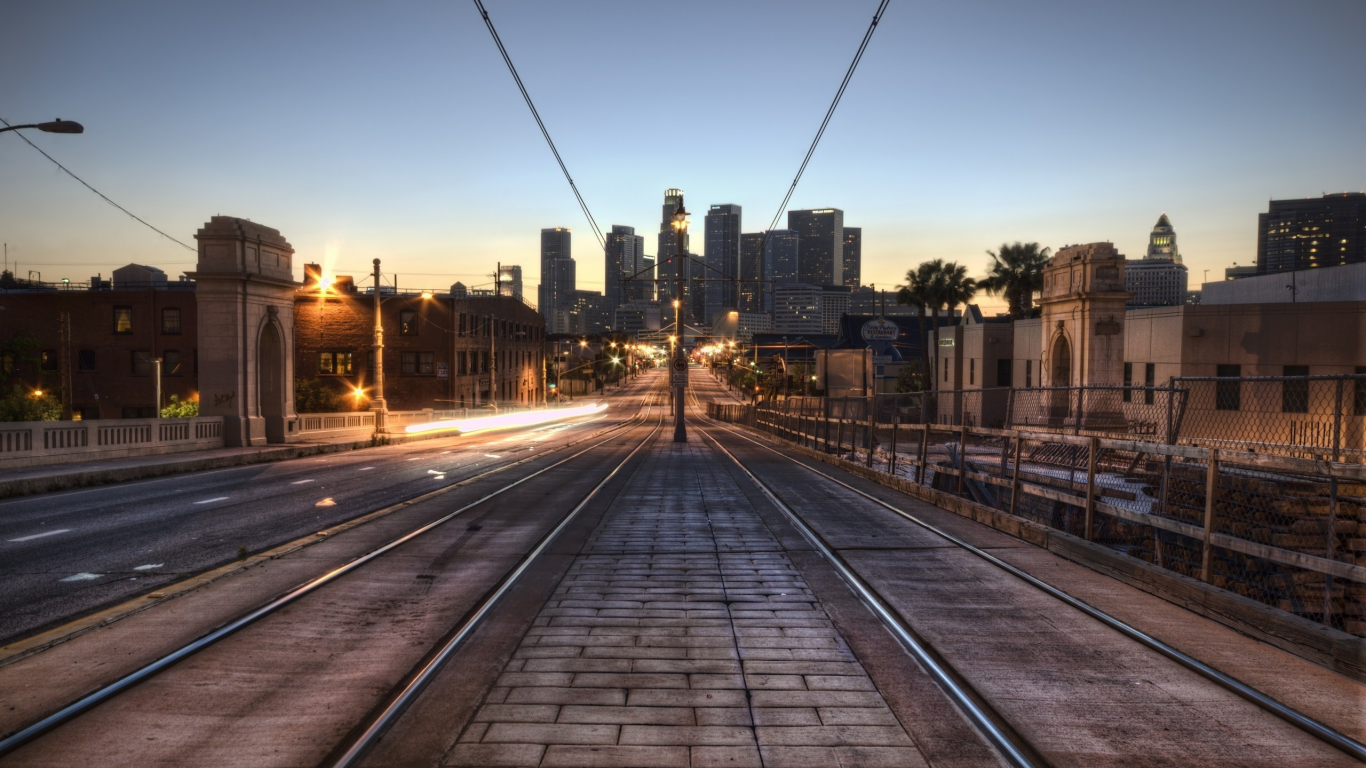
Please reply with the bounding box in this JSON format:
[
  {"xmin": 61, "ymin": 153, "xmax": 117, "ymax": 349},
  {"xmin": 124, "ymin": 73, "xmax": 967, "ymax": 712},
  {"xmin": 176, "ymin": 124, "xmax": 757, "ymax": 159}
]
[
  {"xmin": 188, "ymin": 216, "xmax": 302, "ymax": 446},
  {"xmin": 1037, "ymin": 242, "xmax": 1131, "ymax": 430}
]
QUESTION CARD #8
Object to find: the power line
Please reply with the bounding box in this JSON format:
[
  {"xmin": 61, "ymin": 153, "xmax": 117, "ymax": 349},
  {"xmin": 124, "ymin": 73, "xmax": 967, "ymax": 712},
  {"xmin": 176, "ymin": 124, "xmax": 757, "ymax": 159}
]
[
  {"xmin": 471, "ymin": 0, "xmax": 605, "ymax": 251},
  {"xmin": 0, "ymin": 116, "xmax": 197, "ymax": 253}
]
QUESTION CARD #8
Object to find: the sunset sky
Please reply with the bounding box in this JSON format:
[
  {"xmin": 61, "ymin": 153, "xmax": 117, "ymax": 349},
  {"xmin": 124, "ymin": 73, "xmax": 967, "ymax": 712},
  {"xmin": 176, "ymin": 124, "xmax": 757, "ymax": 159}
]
[{"xmin": 3, "ymin": 0, "xmax": 1363, "ymax": 312}]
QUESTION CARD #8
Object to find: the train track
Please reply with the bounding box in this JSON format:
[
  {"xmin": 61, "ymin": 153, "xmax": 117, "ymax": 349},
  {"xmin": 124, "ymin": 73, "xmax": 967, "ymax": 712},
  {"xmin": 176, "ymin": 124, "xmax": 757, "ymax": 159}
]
[
  {"xmin": 0, "ymin": 379, "xmax": 668, "ymax": 761},
  {"xmin": 684, "ymin": 380, "xmax": 1366, "ymax": 766}
]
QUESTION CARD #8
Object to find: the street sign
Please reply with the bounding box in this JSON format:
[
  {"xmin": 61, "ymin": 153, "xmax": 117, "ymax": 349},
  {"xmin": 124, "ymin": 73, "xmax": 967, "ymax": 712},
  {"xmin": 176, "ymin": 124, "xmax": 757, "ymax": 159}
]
[
  {"xmin": 436, "ymin": 362, "xmax": 448, "ymax": 380},
  {"xmin": 671, "ymin": 357, "xmax": 688, "ymax": 373},
  {"xmin": 861, "ymin": 316, "xmax": 899, "ymax": 342},
  {"xmin": 671, "ymin": 355, "xmax": 688, "ymax": 386}
]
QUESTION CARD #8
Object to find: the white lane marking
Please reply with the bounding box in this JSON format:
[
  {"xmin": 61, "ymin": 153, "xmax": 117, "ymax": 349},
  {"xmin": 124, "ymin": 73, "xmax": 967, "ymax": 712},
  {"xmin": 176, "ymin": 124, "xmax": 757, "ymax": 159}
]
[
  {"xmin": 359, "ymin": 467, "xmax": 375, "ymax": 471},
  {"xmin": 426, "ymin": 470, "xmax": 444, "ymax": 475},
  {"xmin": 133, "ymin": 563, "xmax": 164, "ymax": 571},
  {"xmin": 291, "ymin": 479, "xmax": 315, "ymax": 485},
  {"xmin": 194, "ymin": 497, "xmax": 229, "ymax": 505},
  {"xmin": 7, "ymin": 528, "xmax": 72, "ymax": 542},
  {"xmin": 433, "ymin": 474, "xmax": 446, "ymax": 480},
  {"xmin": 60, "ymin": 573, "xmax": 102, "ymax": 582},
  {"xmin": 406, "ymin": 457, "xmax": 422, "ymax": 461},
  {"xmin": 485, "ymin": 454, "xmax": 501, "ymax": 458}
]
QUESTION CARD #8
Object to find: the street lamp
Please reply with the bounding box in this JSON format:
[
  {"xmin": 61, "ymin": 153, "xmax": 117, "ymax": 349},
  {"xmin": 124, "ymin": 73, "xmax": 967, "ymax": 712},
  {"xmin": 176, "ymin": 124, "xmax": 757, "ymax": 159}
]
[
  {"xmin": 0, "ymin": 119, "xmax": 84, "ymax": 135},
  {"xmin": 370, "ymin": 259, "xmax": 389, "ymax": 434},
  {"xmin": 670, "ymin": 198, "xmax": 689, "ymax": 442}
]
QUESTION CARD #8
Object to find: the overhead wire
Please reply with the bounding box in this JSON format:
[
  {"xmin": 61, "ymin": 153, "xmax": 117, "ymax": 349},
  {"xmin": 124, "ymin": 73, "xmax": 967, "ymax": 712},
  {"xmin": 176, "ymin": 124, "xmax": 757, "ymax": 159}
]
[
  {"xmin": 471, "ymin": 0, "xmax": 605, "ymax": 251},
  {"xmin": 0, "ymin": 116, "xmax": 197, "ymax": 253}
]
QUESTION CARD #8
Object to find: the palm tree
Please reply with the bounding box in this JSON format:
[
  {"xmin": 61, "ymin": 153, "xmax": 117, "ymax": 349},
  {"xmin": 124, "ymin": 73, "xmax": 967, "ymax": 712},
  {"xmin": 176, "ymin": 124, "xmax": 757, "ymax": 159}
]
[
  {"xmin": 938, "ymin": 262, "xmax": 978, "ymax": 320},
  {"xmin": 897, "ymin": 261, "xmax": 940, "ymax": 389},
  {"xmin": 981, "ymin": 242, "xmax": 1051, "ymax": 318}
]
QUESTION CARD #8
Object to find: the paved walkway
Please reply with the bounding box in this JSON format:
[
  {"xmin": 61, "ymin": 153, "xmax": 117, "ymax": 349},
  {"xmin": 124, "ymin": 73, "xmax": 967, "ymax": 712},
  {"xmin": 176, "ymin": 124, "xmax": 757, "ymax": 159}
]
[{"xmin": 448, "ymin": 439, "xmax": 926, "ymax": 768}]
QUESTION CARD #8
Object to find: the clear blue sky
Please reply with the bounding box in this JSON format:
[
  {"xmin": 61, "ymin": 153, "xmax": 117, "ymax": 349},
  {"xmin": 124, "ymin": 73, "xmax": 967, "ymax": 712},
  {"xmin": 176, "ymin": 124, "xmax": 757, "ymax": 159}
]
[{"xmin": 3, "ymin": 0, "xmax": 1363, "ymax": 311}]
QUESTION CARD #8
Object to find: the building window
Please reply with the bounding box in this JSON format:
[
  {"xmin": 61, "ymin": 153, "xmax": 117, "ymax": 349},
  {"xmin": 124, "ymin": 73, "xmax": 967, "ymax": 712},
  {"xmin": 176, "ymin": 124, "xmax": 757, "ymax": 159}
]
[
  {"xmin": 1282, "ymin": 365, "xmax": 1309, "ymax": 413},
  {"xmin": 40, "ymin": 350, "xmax": 58, "ymax": 371},
  {"xmin": 162, "ymin": 308, "xmax": 182, "ymax": 335},
  {"xmin": 968, "ymin": 359, "xmax": 975, "ymax": 386},
  {"xmin": 78, "ymin": 350, "xmax": 97, "ymax": 372},
  {"xmin": 996, "ymin": 359, "xmax": 1011, "ymax": 388},
  {"xmin": 319, "ymin": 351, "xmax": 353, "ymax": 375},
  {"xmin": 1215, "ymin": 365, "xmax": 1241, "ymax": 410},
  {"xmin": 1144, "ymin": 363, "xmax": 1156, "ymax": 405},
  {"xmin": 1024, "ymin": 360, "xmax": 1032, "ymax": 388},
  {"xmin": 163, "ymin": 350, "xmax": 183, "ymax": 376},
  {"xmin": 943, "ymin": 357, "xmax": 948, "ymax": 382},
  {"xmin": 1122, "ymin": 363, "xmax": 1133, "ymax": 402},
  {"xmin": 399, "ymin": 310, "xmax": 418, "ymax": 336},
  {"xmin": 131, "ymin": 351, "xmax": 153, "ymax": 376},
  {"xmin": 401, "ymin": 351, "xmax": 435, "ymax": 375},
  {"xmin": 113, "ymin": 306, "xmax": 133, "ymax": 334}
]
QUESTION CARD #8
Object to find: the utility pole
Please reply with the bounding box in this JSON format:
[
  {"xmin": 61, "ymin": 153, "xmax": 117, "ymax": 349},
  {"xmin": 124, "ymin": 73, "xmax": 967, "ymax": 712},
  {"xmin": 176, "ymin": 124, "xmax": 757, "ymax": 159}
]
[
  {"xmin": 672, "ymin": 197, "xmax": 689, "ymax": 442},
  {"xmin": 489, "ymin": 314, "xmax": 497, "ymax": 412},
  {"xmin": 371, "ymin": 259, "xmax": 388, "ymax": 434},
  {"xmin": 154, "ymin": 358, "xmax": 162, "ymax": 419}
]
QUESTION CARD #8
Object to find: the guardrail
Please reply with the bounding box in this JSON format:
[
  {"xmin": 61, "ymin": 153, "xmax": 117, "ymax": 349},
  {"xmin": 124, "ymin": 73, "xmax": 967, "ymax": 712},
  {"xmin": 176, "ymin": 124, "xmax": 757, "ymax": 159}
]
[
  {"xmin": 708, "ymin": 399, "xmax": 1366, "ymax": 638},
  {"xmin": 0, "ymin": 417, "xmax": 225, "ymax": 469}
]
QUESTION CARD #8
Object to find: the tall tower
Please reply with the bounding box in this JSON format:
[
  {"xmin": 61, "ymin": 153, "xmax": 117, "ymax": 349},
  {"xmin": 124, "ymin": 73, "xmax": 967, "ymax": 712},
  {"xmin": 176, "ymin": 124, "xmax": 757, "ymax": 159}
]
[
  {"xmin": 703, "ymin": 204, "xmax": 742, "ymax": 324},
  {"xmin": 1145, "ymin": 213, "xmax": 1180, "ymax": 262},
  {"xmin": 657, "ymin": 189, "xmax": 687, "ymax": 306},
  {"xmin": 787, "ymin": 208, "xmax": 843, "ymax": 287},
  {"xmin": 605, "ymin": 224, "xmax": 644, "ymax": 311},
  {"xmin": 539, "ymin": 227, "xmax": 574, "ymax": 325},
  {"xmin": 739, "ymin": 233, "xmax": 765, "ymax": 312},
  {"xmin": 842, "ymin": 227, "xmax": 862, "ymax": 288}
]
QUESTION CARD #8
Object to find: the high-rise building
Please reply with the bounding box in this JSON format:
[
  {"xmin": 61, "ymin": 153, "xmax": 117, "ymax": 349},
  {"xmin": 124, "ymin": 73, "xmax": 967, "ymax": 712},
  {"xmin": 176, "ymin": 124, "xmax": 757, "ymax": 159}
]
[
  {"xmin": 820, "ymin": 285, "xmax": 850, "ymax": 334},
  {"xmin": 842, "ymin": 227, "xmax": 861, "ymax": 288},
  {"xmin": 787, "ymin": 208, "xmax": 843, "ymax": 287},
  {"xmin": 766, "ymin": 230, "xmax": 800, "ymax": 312},
  {"xmin": 704, "ymin": 204, "xmax": 742, "ymax": 324},
  {"xmin": 1257, "ymin": 192, "xmax": 1366, "ymax": 274},
  {"xmin": 498, "ymin": 264, "xmax": 523, "ymax": 300},
  {"xmin": 656, "ymin": 189, "xmax": 688, "ymax": 306},
  {"xmin": 739, "ymin": 233, "xmax": 766, "ymax": 312},
  {"xmin": 773, "ymin": 284, "xmax": 824, "ymax": 336},
  {"xmin": 539, "ymin": 227, "xmax": 575, "ymax": 325},
  {"xmin": 636, "ymin": 255, "xmax": 655, "ymax": 302},
  {"xmin": 1125, "ymin": 214, "xmax": 1188, "ymax": 306},
  {"xmin": 604, "ymin": 224, "xmax": 645, "ymax": 311},
  {"xmin": 554, "ymin": 290, "xmax": 610, "ymax": 335}
]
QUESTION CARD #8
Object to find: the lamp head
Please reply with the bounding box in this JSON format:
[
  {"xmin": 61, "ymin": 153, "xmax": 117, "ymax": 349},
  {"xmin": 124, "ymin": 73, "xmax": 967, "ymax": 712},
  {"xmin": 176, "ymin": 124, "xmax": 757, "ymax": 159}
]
[{"xmin": 37, "ymin": 119, "xmax": 83, "ymax": 134}]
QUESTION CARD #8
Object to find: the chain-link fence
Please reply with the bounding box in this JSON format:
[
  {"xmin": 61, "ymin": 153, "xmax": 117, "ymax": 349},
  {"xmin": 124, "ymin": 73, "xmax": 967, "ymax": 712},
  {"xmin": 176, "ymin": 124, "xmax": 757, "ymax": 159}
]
[
  {"xmin": 727, "ymin": 393, "xmax": 1366, "ymax": 638},
  {"xmin": 1174, "ymin": 374, "xmax": 1366, "ymax": 463}
]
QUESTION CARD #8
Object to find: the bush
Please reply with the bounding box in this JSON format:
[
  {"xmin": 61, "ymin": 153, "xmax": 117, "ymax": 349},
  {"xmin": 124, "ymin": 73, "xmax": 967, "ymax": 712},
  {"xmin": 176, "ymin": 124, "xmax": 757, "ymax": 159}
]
[
  {"xmin": 0, "ymin": 386, "xmax": 61, "ymax": 422},
  {"xmin": 161, "ymin": 394, "xmax": 199, "ymax": 418},
  {"xmin": 295, "ymin": 378, "xmax": 347, "ymax": 413}
]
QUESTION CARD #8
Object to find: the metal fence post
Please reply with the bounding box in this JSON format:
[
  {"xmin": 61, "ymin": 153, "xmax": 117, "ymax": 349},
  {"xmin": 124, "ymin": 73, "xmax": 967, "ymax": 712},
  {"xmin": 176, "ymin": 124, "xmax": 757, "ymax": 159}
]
[
  {"xmin": 889, "ymin": 408, "xmax": 899, "ymax": 476},
  {"xmin": 1004, "ymin": 387, "xmax": 1015, "ymax": 430},
  {"xmin": 1008, "ymin": 433, "xmax": 1022, "ymax": 517},
  {"xmin": 956, "ymin": 424, "xmax": 968, "ymax": 496},
  {"xmin": 1165, "ymin": 387, "xmax": 1175, "ymax": 445},
  {"xmin": 1200, "ymin": 447, "xmax": 1219, "ymax": 583},
  {"xmin": 836, "ymin": 399, "xmax": 846, "ymax": 457},
  {"xmin": 1084, "ymin": 436, "xmax": 1098, "ymax": 541},
  {"xmin": 1325, "ymin": 476, "xmax": 1338, "ymax": 626},
  {"xmin": 917, "ymin": 423, "xmax": 930, "ymax": 485},
  {"xmin": 1332, "ymin": 379, "xmax": 1344, "ymax": 462},
  {"xmin": 866, "ymin": 395, "xmax": 876, "ymax": 468}
]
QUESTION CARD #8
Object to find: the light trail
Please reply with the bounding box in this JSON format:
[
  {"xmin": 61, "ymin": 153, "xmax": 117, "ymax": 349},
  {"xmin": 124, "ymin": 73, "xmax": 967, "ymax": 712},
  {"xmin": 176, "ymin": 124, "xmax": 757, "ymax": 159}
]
[{"xmin": 403, "ymin": 403, "xmax": 608, "ymax": 436}]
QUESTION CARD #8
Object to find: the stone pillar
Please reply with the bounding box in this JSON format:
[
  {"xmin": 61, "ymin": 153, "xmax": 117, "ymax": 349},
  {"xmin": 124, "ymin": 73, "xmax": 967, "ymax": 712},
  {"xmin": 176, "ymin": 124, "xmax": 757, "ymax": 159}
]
[
  {"xmin": 1037, "ymin": 242, "xmax": 1131, "ymax": 429},
  {"xmin": 189, "ymin": 217, "xmax": 302, "ymax": 447}
]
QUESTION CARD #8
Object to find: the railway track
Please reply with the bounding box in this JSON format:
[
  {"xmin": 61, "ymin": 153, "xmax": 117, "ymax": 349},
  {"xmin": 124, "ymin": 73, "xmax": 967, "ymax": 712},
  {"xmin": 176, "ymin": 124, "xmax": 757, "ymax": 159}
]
[
  {"xmin": 685, "ymin": 378, "xmax": 1366, "ymax": 767},
  {"xmin": 0, "ymin": 379, "xmax": 668, "ymax": 763}
]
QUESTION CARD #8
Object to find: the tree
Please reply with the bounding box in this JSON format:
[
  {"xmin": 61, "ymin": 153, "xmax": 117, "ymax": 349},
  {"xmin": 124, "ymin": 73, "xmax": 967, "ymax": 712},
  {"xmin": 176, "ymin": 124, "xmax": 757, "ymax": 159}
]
[
  {"xmin": 161, "ymin": 394, "xmax": 199, "ymax": 418},
  {"xmin": 295, "ymin": 378, "xmax": 347, "ymax": 413},
  {"xmin": 0, "ymin": 388, "xmax": 60, "ymax": 422},
  {"xmin": 897, "ymin": 260, "xmax": 975, "ymax": 390},
  {"xmin": 897, "ymin": 261, "xmax": 941, "ymax": 390},
  {"xmin": 981, "ymin": 242, "xmax": 1051, "ymax": 318},
  {"xmin": 938, "ymin": 261, "xmax": 978, "ymax": 320}
]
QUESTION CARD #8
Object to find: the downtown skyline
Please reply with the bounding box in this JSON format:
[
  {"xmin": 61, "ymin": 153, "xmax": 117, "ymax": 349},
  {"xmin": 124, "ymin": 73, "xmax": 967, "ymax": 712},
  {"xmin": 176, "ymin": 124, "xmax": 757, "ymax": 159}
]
[{"xmin": 3, "ymin": 1, "xmax": 1364, "ymax": 313}]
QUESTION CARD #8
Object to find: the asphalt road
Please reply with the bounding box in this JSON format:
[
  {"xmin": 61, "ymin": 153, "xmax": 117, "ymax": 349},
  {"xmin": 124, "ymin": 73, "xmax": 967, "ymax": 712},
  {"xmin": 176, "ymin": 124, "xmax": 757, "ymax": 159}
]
[{"xmin": 0, "ymin": 381, "xmax": 649, "ymax": 646}]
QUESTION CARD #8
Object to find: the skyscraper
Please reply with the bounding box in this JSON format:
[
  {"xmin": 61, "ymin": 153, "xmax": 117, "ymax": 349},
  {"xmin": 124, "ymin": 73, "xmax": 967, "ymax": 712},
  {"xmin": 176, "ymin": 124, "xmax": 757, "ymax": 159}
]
[
  {"xmin": 539, "ymin": 227, "xmax": 574, "ymax": 325},
  {"xmin": 739, "ymin": 233, "xmax": 766, "ymax": 312},
  {"xmin": 766, "ymin": 229, "xmax": 801, "ymax": 312},
  {"xmin": 498, "ymin": 264, "xmax": 523, "ymax": 300},
  {"xmin": 636, "ymin": 255, "xmax": 655, "ymax": 302},
  {"xmin": 1257, "ymin": 192, "xmax": 1366, "ymax": 274},
  {"xmin": 703, "ymin": 204, "xmax": 742, "ymax": 324},
  {"xmin": 1145, "ymin": 214, "xmax": 1180, "ymax": 262},
  {"xmin": 605, "ymin": 224, "xmax": 645, "ymax": 312},
  {"xmin": 656, "ymin": 189, "xmax": 688, "ymax": 306},
  {"xmin": 842, "ymin": 227, "xmax": 861, "ymax": 288},
  {"xmin": 788, "ymin": 208, "xmax": 843, "ymax": 287}
]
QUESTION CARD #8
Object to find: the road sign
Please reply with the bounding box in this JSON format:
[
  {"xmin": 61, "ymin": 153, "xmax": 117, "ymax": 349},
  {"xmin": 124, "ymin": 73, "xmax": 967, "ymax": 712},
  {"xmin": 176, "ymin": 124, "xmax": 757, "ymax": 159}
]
[
  {"xmin": 671, "ymin": 355, "xmax": 688, "ymax": 386},
  {"xmin": 671, "ymin": 357, "xmax": 688, "ymax": 373}
]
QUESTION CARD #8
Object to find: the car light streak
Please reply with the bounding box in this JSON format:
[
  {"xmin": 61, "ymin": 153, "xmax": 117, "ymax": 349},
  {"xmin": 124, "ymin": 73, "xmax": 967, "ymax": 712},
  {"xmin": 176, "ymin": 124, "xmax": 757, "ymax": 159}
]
[{"xmin": 403, "ymin": 403, "xmax": 608, "ymax": 436}]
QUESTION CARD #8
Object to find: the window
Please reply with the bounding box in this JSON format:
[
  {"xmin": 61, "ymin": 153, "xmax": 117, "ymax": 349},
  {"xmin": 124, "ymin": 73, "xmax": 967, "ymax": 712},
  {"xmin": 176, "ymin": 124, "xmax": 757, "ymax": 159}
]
[
  {"xmin": 113, "ymin": 306, "xmax": 133, "ymax": 334},
  {"xmin": 78, "ymin": 350, "xmax": 97, "ymax": 372},
  {"xmin": 1282, "ymin": 365, "xmax": 1309, "ymax": 413},
  {"xmin": 121, "ymin": 406, "xmax": 157, "ymax": 419},
  {"xmin": 458, "ymin": 313, "xmax": 467, "ymax": 337},
  {"xmin": 996, "ymin": 359, "xmax": 1011, "ymax": 388},
  {"xmin": 969, "ymin": 359, "xmax": 975, "ymax": 385},
  {"xmin": 399, "ymin": 310, "xmax": 418, "ymax": 336},
  {"xmin": 1215, "ymin": 364, "xmax": 1241, "ymax": 411},
  {"xmin": 1025, "ymin": 360, "xmax": 1032, "ymax": 388},
  {"xmin": 131, "ymin": 351, "xmax": 153, "ymax": 376},
  {"xmin": 1122, "ymin": 363, "xmax": 1133, "ymax": 402},
  {"xmin": 943, "ymin": 357, "xmax": 948, "ymax": 382},
  {"xmin": 401, "ymin": 351, "xmax": 435, "ymax": 375},
  {"xmin": 319, "ymin": 351, "xmax": 353, "ymax": 375},
  {"xmin": 1144, "ymin": 363, "xmax": 1156, "ymax": 405},
  {"xmin": 163, "ymin": 350, "xmax": 182, "ymax": 376},
  {"xmin": 161, "ymin": 308, "xmax": 182, "ymax": 335},
  {"xmin": 40, "ymin": 350, "xmax": 58, "ymax": 371}
]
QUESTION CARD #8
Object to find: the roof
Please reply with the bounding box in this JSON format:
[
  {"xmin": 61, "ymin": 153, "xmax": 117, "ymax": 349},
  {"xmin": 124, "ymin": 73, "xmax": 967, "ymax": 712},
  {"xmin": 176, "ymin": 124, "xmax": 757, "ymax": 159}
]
[{"xmin": 1154, "ymin": 213, "xmax": 1172, "ymax": 229}]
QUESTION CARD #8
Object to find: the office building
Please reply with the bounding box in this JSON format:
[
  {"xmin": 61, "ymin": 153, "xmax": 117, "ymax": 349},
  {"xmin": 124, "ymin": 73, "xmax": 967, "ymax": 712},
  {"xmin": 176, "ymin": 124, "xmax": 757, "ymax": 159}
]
[
  {"xmin": 554, "ymin": 290, "xmax": 610, "ymax": 335},
  {"xmin": 1225, "ymin": 265, "xmax": 1258, "ymax": 280},
  {"xmin": 656, "ymin": 189, "xmax": 688, "ymax": 306},
  {"xmin": 1125, "ymin": 214, "xmax": 1187, "ymax": 306},
  {"xmin": 636, "ymin": 255, "xmax": 655, "ymax": 302},
  {"xmin": 843, "ymin": 227, "xmax": 861, "ymax": 287},
  {"xmin": 604, "ymin": 225, "xmax": 645, "ymax": 310},
  {"xmin": 787, "ymin": 208, "xmax": 843, "ymax": 287},
  {"xmin": 498, "ymin": 264, "xmax": 523, "ymax": 300},
  {"xmin": 739, "ymin": 233, "xmax": 766, "ymax": 312},
  {"xmin": 703, "ymin": 204, "xmax": 742, "ymax": 322},
  {"xmin": 539, "ymin": 227, "xmax": 575, "ymax": 326},
  {"xmin": 848, "ymin": 286, "xmax": 921, "ymax": 316},
  {"xmin": 1257, "ymin": 192, "xmax": 1366, "ymax": 274},
  {"xmin": 820, "ymin": 285, "xmax": 850, "ymax": 334},
  {"xmin": 766, "ymin": 229, "xmax": 800, "ymax": 312},
  {"xmin": 773, "ymin": 283, "xmax": 824, "ymax": 335}
]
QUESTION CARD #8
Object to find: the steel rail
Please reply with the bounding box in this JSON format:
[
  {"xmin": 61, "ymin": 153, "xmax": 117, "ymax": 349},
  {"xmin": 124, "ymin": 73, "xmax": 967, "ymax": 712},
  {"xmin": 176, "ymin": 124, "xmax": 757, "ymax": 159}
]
[
  {"xmin": 704, "ymin": 411, "xmax": 1366, "ymax": 764},
  {"xmin": 327, "ymin": 393, "xmax": 666, "ymax": 767},
  {"xmin": 695, "ymin": 422, "xmax": 1043, "ymax": 768},
  {"xmin": 0, "ymin": 386, "xmax": 662, "ymax": 758}
]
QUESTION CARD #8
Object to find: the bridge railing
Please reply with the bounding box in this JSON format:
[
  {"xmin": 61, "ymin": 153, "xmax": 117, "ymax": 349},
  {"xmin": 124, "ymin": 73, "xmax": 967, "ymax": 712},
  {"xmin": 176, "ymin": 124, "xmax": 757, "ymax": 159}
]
[{"xmin": 0, "ymin": 416, "xmax": 225, "ymax": 469}]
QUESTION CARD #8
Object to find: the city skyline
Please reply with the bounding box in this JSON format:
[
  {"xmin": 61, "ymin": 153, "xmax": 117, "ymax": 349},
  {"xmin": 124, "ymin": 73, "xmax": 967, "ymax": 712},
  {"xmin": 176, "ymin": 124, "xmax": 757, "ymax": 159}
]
[{"xmin": 3, "ymin": 1, "xmax": 1364, "ymax": 314}]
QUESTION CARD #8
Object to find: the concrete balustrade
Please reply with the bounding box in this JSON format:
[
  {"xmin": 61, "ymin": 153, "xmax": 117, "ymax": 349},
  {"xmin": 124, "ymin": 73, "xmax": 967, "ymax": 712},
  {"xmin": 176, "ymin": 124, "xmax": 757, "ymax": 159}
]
[{"xmin": 0, "ymin": 417, "xmax": 226, "ymax": 469}]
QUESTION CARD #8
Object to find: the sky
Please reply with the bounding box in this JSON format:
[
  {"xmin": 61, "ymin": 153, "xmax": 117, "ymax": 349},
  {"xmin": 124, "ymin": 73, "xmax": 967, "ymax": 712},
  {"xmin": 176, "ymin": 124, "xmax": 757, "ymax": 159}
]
[{"xmin": 3, "ymin": 0, "xmax": 1364, "ymax": 314}]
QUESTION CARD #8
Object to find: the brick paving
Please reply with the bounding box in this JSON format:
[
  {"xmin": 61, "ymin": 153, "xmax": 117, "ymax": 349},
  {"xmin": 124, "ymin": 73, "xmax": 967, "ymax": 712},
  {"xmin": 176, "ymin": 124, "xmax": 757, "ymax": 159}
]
[{"xmin": 446, "ymin": 440, "xmax": 928, "ymax": 768}]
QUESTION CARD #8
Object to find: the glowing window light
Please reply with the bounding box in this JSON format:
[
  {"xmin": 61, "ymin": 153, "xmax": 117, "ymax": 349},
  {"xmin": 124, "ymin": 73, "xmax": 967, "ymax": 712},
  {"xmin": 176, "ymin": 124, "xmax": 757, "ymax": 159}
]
[{"xmin": 404, "ymin": 402, "xmax": 608, "ymax": 435}]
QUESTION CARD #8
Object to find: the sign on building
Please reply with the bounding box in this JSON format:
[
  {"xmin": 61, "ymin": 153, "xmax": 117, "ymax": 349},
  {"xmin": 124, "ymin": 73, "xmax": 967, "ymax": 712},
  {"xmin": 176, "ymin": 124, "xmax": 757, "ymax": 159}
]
[{"xmin": 436, "ymin": 362, "xmax": 448, "ymax": 380}]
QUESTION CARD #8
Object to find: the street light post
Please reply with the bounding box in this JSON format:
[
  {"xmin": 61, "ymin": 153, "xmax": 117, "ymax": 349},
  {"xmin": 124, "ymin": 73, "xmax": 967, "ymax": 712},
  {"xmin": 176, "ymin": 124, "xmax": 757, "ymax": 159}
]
[
  {"xmin": 371, "ymin": 259, "xmax": 388, "ymax": 435},
  {"xmin": 0, "ymin": 119, "xmax": 84, "ymax": 135},
  {"xmin": 671, "ymin": 198, "xmax": 689, "ymax": 442}
]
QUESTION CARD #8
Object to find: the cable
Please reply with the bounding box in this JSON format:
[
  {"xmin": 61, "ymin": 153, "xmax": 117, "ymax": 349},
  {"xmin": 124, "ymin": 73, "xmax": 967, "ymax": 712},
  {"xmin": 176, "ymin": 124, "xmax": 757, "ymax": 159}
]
[
  {"xmin": 471, "ymin": 0, "xmax": 605, "ymax": 251},
  {"xmin": 0, "ymin": 116, "xmax": 197, "ymax": 253}
]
